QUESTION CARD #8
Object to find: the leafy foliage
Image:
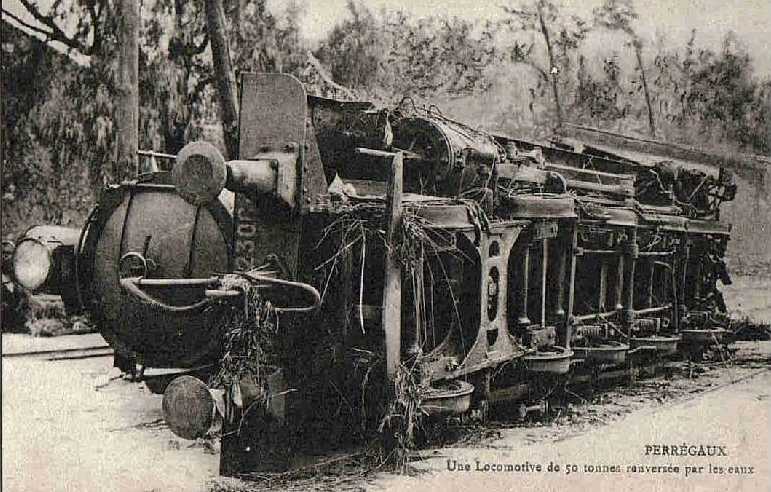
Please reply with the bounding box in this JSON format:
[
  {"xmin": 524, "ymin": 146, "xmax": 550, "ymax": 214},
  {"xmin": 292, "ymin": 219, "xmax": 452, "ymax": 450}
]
[
  {"xmin": 647, "ymin": 31, "xmax": 770, "ymax": 153},
  {"xmin": 574, "ymin": 53, "xmax": 629, "ymax": 121},
  {"xmin": 1, "ymin": 18, "xmax": 111, "ymax": 233},
  {"xmin": 593, "ymin": 0, "xmax": 639, "ymax": 42},
  {"xmin": 314, "ymin": 1, "xmax": 499, "ymax": 101},
  {"xmin": 500, "ymin": 0, "xmax": 590, "ymax": 127},
  {"xmin": 2, "ymin": 0, "xmax": 770, "ymax": 240},
  {"xmin": 140, "ymin": 0, "xmax": 213, "ymax": 154},
  {"xmin": 209, "ymin": 275, "xmax": 279, "ymax": 389},
  {"xmin": 2, "ymin": 0, "xmax": 305, "ymax": 236}
]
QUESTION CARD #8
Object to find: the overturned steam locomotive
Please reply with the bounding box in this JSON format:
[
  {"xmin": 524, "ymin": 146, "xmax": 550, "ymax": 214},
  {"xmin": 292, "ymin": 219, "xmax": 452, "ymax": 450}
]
[{"xmin": 10, "ymin": 73, "xmax": 738, "ymax": 472}]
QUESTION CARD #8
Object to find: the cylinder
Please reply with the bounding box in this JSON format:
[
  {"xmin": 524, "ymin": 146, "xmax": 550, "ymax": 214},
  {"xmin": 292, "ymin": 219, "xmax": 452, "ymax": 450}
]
[
  {"xmin": 173, "ymin": 141, "xmax": 277, "ymax": 205},
  {"xmin": 391, "ymin": 116, "xmax": 499, "ymax": 196},
  {"xmin": 11, "ymin": 225, "xmax": 81, "ymax": 309},
  {"xmin": 227, "ymin": 160, "xmax": 275, "ymax": 193}
]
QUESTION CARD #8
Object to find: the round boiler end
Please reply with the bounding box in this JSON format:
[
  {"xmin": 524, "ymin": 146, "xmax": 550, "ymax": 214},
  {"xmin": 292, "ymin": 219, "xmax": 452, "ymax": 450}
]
[
  {"xmin": 173, "ymin": 141, "xmax": 227, "ymax": 205},
  {"xmin": 162, "ymin": 375, "xmax": 215, "ymax": 440}
]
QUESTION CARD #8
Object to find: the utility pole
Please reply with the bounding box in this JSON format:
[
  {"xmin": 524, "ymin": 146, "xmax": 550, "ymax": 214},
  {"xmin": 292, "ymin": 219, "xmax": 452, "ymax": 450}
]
[{"xmin": 115, "ymin": 0, "xmax": 139, "ymax": 182}]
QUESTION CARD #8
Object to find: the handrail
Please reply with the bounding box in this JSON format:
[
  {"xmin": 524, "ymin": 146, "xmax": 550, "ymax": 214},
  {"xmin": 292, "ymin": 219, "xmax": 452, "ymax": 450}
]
[
  {"xmin": 236, "ymin": 272, "xmax": 321, "ymax": 313},
  {"xmin": 119, "ymin": 273, "xmax": 321, "ymax": 314},
  {"xmin": 120, "ymin": 277, "xmax": 215, "ymax": 312}
]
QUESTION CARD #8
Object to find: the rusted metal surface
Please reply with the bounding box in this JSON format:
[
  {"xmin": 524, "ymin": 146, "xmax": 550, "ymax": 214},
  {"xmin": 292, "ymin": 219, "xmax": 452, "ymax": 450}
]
[{"xmin": 421, "ymin": 380, "xmax": 474, "ymax": 416}]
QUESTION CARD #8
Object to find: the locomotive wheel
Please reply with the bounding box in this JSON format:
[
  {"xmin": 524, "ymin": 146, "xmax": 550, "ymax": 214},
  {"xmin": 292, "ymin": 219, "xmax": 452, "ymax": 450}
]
[{"xmin": 162, "ymin": 375, "xmax": 215, "ymax": 440}]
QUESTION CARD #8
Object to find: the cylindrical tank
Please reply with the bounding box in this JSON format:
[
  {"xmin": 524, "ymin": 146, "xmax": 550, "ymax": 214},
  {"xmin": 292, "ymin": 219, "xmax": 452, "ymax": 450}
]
[
  {"xmin": 79, "ymin": 178, "xmax": 234, "ymax": 368},
  {"xmin": 391, "ymin": 116, "xmax": 501, "ymax": 196}
]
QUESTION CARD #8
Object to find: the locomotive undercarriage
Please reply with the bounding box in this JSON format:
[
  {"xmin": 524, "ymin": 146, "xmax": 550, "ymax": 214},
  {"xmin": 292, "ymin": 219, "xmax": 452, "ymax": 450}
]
[{"xmin": 268, "ymin": 193, "xmax": 734, "ymax": 456}]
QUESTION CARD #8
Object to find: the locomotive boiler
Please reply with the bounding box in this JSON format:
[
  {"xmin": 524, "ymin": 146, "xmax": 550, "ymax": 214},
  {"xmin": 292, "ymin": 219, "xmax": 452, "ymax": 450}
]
[{"xmin": 9, "ymin": 72, "xmax": 738, "ymax": 473}]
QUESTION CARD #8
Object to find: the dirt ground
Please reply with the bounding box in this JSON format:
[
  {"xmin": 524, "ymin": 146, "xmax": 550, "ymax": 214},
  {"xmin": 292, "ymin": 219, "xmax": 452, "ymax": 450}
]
[
  {"xmin": 2, "ymin": 275, "xmax": 770, "ymax": 492},
  {"xmin": 376, "ymin": 365, "xmax": 771, "ymax": 492},
  {"xmin": 2, "ymin": 339, "xmax": 219, "ymax": 491},
  {"xmin": 723, "ymin": 275, "xmax": 771, "ymax": 323}
]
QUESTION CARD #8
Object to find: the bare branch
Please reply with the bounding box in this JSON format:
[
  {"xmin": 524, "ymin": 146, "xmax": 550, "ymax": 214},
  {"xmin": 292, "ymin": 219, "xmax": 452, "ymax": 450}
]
[
  {"xmin": 2, "ymin": 8, "xmax": 56, "ymax": 40},
  {"xmin": 17, "ymin": 0, "xmax": 92, "ymax": 54}
]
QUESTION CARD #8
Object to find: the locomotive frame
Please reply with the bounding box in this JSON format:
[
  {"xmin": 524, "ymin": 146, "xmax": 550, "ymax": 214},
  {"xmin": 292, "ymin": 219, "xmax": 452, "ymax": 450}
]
[{"xmin": 8, "ymin": 72, "xmax": 738, "ymax": 473}]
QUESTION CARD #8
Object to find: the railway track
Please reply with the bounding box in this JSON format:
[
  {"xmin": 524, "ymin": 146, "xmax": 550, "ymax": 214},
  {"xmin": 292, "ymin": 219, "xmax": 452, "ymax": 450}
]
[{"xmin": 3, "ymin": 344, "xmax": 114, "ymax": 361}]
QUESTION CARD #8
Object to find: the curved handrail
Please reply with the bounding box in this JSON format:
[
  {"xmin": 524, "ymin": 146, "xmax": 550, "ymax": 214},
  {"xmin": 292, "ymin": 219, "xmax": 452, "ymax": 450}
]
[
  {"xmin": 120, "ymin": 276, "xmax": 216, "ymax": 312},
  {"xmin": 119, "ymin": 273, "xmax": 321, "ymax": 314},
  {"xmin": 237, "ymin": 271, "xmax": 321, "ymax": 313}
]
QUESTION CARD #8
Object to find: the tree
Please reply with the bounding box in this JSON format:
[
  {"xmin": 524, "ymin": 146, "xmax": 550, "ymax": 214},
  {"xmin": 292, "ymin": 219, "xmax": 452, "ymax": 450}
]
[
  {"xmin": 687, "ymin": 33, "xmax": 767, "ymax": 151},
  {"xmin": 201, "ymin": 0, "xmax": 307, "ymax": 158},
  {"xmin": 1, "ymin": 20, "xmax": 101, "ymax": 232},
  {"xmin": 4, "ymin": 0, "xmax": 119, "ymax": 188},
  {"xmin": 574, "ymin": 53, "xmax": 629, "ymax": 124},
  {"xmin": 141, "ymin": 0, "xmax": 211, "ymax": 155},
  {"xmin": 204, "ymin": 0, "xmax": 239, "ymax": 159},
  {"xmin": 6, "ymin": 0, "xmax": 111, "ymax": 57},
  {"xmin": 648, "ymin": 30, "xmax": 769, "ymax": 154},
  {"xmin": 314, "ymin": 2, "xmax": 499, "ymax": 101},
  {"xmin": 502, "ymin": 0, "xmax": 589, "ymax": 131},
  {"xmin": 594, "ymin": 0, "xmax": 656, "ymax": 137},
  {"xmin": 314, "ymin": 1, "xmax": 383, "ymax": 95}
]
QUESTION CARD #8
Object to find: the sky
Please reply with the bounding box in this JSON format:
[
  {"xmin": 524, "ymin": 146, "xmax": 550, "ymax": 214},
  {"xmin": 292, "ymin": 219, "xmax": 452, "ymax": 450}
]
[{"xmin": 4, "ymin": 0, "xmax": 771, "ymax": 76}]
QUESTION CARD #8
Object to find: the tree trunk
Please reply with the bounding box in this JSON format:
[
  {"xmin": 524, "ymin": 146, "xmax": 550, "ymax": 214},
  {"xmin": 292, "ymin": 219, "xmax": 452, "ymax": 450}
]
[
  {"xmin": 536, "ymin": 0, "xmax": 563, "ymax": 131},
  {"xmin": 635, "ymin": 43, "xmax": 656, "ymax": 138},
  {"xmin": 231, "ymin": 0, "xmax": 243, "ymax": 40},
  {"xmin": 114, "ymin": 0, "xmax": 139, "ymax": 182},
  {"xmin": 205, "ymin": 0, "xmax": 240, "ymax": 160}
]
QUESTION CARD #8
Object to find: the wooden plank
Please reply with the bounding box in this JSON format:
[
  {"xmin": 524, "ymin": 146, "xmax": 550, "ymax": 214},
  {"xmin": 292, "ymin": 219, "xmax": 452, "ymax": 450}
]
[{"xmin": 382, "ymin": 152, "xmax": 404, "ymax": 381}]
